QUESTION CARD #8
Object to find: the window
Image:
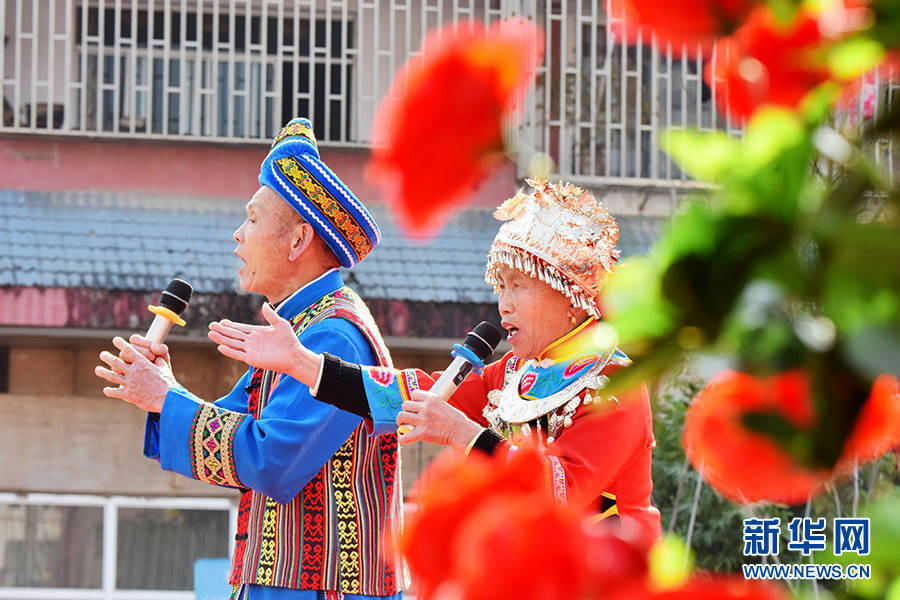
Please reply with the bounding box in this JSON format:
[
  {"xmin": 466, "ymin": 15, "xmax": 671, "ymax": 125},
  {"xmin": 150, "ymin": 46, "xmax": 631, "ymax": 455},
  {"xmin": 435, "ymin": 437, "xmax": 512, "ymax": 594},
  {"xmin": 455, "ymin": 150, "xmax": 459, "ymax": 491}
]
[
  {"xmin": 77, "ymin": 5, "xmax": 354, "ymax": 141},
  {"xmin": 116, "ymin": 507, "xmax": 231, "ymax": 590},
  {"xmin": 0, "ymin": 504, "xmax": 102, "ymax": 588},
  {"xmin": 0, "ymin": 495, "xmax": 235, "ymax": 597}
]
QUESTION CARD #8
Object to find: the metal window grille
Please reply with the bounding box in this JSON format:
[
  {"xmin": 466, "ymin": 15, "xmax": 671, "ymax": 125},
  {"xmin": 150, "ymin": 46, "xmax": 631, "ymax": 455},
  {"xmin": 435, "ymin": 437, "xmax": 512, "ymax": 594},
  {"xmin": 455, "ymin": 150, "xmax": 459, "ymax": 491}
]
[
  {"xmin": 1, "ymin": 0, "xmax": 896, "ymax": 186},
  {"xmin": 0, "ymin": 493, "xmax": 236, "ymax": 600}
]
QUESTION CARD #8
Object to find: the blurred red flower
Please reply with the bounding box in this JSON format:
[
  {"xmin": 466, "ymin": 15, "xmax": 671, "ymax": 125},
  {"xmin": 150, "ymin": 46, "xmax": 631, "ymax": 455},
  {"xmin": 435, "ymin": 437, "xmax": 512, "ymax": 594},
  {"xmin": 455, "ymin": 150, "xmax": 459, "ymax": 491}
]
[
  {"xmin": 682, "ymin": 370, "xmax": 829, "ymax": 504},
  {"xmin": 705, "ymin": 6, "xmax": 833, "ymax": 120},
  {"xmin": 402, "ymin": 443, "xmax": 794, "ymax": 599},
  {"xmin": 609, "ymin": 0, "xmax": 758, "ymax": 54},
  {"xmin": 452, "ymin": 497, "xmax": 598, "ymax": 600},
  {"xmin": 684, "ymin": 370, "xmax": 900, "ymax": 504},
  {"xmin": 837, "ymin": 374, "xmax": 900, "ymax": 471},
  {"xmin": 369, "ymin": 19, "xmax": 543, "ymax": 237},
  {"xmin": 400, "ymin": 447, "xmax": 551, "ymax": 599}
]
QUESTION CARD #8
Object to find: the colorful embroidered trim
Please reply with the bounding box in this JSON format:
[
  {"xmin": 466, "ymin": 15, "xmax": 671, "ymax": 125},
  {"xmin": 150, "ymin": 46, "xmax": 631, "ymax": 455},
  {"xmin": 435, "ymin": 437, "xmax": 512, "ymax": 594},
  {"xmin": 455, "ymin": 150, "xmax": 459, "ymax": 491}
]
[
  {"xmin": 548, "ymin": 455, "xmax": 567, "ymax": 505},
  {"xmin": 333, "ymin": 434, "xmax": 362, "ymax": 593},
  {"xmin": 401, "ymin": 369, "xmax": 420, "ymax": 401},
  {"xmin": 271, "ymin": 120, "xmax": 317, "ymax": 148},
  {"xmin": 505, "ymin": 355, "xmax": 520, "ymax": 380},
  {"xmin": 274, "ymin": 156, "xmax": 372, "ymax": 260},
  {"xmin": 228, "ymin": 285, "xmax": 405, "ymax": 595},
  {"xmin": 189, "ymin": 403, "xmax": 247, "ymax": 487},
  {"xmin": 256, "ymin": 497, "xmax": 279, "ymax": 584}
]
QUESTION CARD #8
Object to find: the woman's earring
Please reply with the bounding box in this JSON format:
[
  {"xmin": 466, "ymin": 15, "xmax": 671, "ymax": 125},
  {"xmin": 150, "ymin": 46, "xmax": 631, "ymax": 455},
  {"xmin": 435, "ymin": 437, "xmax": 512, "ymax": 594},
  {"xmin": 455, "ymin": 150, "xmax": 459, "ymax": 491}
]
[{"xmin": 570, "ymin": 314, "xmax": 577, "ymax": 325}]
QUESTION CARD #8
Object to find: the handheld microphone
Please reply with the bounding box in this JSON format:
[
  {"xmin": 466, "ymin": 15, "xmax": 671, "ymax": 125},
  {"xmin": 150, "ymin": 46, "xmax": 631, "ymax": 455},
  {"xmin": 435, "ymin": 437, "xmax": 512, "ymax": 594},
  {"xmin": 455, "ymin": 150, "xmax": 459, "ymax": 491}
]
[
  {"xmin": 398, "ymin": 321, "xmax": 504, "ymax": 434},
  {"xmin": 145, "ymin": 278, "xmax": 193, "ymax": 344}
]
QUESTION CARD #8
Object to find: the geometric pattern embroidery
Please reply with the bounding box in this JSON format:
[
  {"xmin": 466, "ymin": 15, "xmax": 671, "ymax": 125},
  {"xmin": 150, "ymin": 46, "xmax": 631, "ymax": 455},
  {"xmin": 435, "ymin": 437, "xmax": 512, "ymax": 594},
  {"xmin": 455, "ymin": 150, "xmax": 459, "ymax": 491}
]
[
  {"xmin": 189, "ymin": 403, "xmax": 247, "ymax": 487},
  {"xmin": 274, "ymin": 156, "xmax": 372, "ymax": 260},
  {"xmin": 333, "ymin": 435, "xmax": 361, "ymax": 593},
  {"xmin": 548, "ymin": 455, "xmax": 567, "ymax": 505}
]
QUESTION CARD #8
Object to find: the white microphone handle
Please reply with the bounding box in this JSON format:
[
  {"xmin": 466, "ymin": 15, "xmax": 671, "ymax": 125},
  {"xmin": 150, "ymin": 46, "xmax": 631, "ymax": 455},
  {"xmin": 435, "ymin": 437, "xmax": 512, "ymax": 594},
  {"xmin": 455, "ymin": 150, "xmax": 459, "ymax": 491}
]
[
  {"xmin": 146, "ymin": 315, "xmax": 175, "ymax": 344},
  {"xmin": 428, "ymin": 354, "xmax": 472, "ymax": 401}
]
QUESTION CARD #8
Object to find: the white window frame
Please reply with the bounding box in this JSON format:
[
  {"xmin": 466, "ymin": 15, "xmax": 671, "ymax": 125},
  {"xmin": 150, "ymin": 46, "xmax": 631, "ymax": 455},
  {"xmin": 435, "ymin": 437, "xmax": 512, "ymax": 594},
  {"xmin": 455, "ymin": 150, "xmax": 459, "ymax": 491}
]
[{"xmin": 0, "ymin": 493, "xmax": 237, "ymax": 600}]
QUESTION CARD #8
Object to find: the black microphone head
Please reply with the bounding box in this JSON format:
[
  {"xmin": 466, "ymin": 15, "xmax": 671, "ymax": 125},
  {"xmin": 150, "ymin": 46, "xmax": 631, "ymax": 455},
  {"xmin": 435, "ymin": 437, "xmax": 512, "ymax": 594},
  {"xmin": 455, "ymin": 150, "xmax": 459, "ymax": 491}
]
[
  {"xmin": 159, "ymin": 277, "xmax": 193, "ymax": 315},
  {"xmin": 464, "ymin": 321, "xmax": 504, "ymax": 362}
]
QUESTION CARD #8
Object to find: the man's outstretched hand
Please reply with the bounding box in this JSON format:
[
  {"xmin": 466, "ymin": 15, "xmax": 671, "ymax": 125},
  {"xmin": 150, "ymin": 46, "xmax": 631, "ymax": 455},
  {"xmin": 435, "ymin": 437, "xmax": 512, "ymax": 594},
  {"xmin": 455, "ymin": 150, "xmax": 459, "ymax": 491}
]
[
  {"xmin": 95, "ymin": 336, "xmax": 177, "ymax": 412},
  {"xmin": 208, "ymin": 302, "xmax": 322, "ymax": 388}
]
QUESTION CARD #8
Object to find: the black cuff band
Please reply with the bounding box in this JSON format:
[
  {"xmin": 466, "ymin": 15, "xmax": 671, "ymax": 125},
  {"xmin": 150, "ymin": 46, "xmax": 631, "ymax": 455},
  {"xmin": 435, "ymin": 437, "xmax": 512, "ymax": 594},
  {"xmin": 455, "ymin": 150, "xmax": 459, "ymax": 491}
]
[
  {"xmin": 471, "ymin": 428, "xmax": 506, "ymax": 456},
  {"xmin": 314, "ymin": 353, "xmax": 370, "ymax": 420}
]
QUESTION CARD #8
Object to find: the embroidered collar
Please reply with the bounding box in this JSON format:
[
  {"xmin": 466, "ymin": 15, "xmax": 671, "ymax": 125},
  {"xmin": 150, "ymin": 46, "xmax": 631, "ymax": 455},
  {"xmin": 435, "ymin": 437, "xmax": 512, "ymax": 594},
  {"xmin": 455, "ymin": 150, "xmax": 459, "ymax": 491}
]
[
  {"xmin": 484, "ymin": 318, "xmax": 630, "ymax": 427},
  {"xmin": 272, "ymin": 268, "xmax": 342, "ymax": 320}
]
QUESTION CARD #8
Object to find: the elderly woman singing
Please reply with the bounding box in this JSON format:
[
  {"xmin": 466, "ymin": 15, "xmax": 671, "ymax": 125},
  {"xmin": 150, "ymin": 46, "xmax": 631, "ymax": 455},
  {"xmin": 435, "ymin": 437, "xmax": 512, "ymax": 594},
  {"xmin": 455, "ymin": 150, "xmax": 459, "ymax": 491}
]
[{"xmin": 209, "ymin": 179, "xmax": 663, "ymax": 549}]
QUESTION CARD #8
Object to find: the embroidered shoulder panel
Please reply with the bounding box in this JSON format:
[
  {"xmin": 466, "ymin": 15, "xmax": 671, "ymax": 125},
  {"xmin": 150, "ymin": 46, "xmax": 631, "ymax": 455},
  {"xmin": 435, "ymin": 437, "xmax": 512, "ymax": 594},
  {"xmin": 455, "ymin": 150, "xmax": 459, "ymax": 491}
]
[{"xmin": 189, "ymin": 403, "xmax": 247, "ymax": 487}]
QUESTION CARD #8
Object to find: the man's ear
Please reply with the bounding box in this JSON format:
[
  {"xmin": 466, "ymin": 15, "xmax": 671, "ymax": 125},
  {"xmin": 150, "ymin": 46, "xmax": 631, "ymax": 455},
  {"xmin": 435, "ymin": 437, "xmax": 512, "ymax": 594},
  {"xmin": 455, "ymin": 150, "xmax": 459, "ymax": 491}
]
[{"xmin": 288, "ymin": 222, "xmax": 315, "ymax": 262}]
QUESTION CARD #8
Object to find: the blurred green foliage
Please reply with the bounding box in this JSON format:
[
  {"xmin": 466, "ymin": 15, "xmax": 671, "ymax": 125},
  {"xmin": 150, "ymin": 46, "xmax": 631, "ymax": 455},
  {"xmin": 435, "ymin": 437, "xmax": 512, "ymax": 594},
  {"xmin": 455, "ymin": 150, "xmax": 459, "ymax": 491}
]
[
  {"xmin": 606, "ymin": 94, "xmax": 899, "ymax": 470},
  {"xmin": 610, "ymin": 4, "xmax": 900, "ymax": 595}
]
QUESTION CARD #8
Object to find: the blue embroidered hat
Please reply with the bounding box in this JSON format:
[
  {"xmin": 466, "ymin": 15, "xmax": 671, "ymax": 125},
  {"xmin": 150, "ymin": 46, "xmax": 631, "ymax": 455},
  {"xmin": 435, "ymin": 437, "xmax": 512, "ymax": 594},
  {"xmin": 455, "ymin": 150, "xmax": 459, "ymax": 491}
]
[{"xmin": 259, "ymin": 118, "xmax": 381, "ymax": 268}]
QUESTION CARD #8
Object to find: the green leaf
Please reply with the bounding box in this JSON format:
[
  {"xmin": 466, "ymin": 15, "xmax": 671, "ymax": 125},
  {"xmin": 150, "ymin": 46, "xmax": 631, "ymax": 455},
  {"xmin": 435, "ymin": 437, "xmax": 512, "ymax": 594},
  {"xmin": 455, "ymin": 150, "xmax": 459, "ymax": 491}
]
[
  {"xmin": 661, "ymin": 129, "xmax": 737, "ymax": 184},
  {"xmin": 605, "ymin": 256, "xmax": 679, "ymax": 345},
  {"xmin": 828, "ymin": 37, "xmax": 886, "ymax": 80},
  {"xmin": 742, "ymin": 108, "xmax": 808, "ymax": 168}
]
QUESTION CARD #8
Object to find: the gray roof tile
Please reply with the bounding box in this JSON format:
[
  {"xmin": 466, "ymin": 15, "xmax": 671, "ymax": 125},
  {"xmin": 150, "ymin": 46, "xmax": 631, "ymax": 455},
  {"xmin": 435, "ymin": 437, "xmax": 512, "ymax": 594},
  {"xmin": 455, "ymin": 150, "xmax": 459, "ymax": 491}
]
[{"xmin": 0, "ymin": 189, "xmax": 663, "ymax": 304}]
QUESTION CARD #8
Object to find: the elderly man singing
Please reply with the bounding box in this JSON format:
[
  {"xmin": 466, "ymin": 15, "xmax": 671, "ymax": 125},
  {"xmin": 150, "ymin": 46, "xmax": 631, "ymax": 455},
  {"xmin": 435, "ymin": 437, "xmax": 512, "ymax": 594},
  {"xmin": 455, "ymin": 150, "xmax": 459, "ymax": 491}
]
[{"xmin": 95, "ymin": 118, "xmax": 405, "ymax": 600}]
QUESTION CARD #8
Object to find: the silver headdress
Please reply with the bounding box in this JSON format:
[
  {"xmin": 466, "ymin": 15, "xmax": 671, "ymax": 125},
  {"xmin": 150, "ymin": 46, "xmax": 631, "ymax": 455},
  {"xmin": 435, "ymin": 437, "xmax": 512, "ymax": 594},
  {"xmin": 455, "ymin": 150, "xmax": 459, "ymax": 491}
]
[{"xmin": 484, "ymin": 178, "xmax": 620, "ymax": 318}]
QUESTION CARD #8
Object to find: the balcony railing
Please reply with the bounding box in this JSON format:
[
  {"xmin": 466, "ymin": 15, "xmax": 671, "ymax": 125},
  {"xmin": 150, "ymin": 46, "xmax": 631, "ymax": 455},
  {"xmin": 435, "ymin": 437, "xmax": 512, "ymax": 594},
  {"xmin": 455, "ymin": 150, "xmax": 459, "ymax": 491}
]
[{"xmin": 1, "ymin": 0, "xmax": 896, "ymax": 186}]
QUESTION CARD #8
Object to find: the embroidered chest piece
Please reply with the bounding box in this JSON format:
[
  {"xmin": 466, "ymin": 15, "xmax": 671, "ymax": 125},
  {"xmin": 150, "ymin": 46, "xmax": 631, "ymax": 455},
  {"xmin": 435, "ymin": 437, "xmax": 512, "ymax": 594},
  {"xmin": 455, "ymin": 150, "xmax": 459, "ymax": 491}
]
[{"xmin": 484, "ymin": 349, "xmax": 615, "ymax": 442}]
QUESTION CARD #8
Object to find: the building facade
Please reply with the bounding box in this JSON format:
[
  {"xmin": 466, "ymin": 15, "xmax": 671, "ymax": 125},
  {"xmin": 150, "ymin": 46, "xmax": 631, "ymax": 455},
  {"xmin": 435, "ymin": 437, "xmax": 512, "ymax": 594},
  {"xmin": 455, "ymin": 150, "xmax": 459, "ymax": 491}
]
[{"xmin": 1, "ymin": 0, "xmax": 895, "ymax": 598}]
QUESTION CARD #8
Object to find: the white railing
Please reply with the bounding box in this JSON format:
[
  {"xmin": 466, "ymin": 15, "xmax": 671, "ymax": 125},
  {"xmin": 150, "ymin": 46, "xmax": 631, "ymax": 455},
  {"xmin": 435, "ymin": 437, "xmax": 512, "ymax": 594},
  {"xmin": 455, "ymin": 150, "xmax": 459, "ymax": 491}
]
[
  {"xmin": 1, "ymin": 0, "xmax": 896, "ymax": 186},
  {"xmin": 0, "ymin": 493, "xmax": 236, "ymax": 600}
]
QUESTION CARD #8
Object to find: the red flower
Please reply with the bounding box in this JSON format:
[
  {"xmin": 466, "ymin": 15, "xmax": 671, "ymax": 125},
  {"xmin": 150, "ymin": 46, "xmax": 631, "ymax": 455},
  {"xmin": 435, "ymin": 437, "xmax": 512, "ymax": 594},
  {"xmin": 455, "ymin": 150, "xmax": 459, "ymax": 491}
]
[
  {"xmin": 369, "ymin": 19, "xmax": 543, "ymax": 237},
  {"xmin": 400, "ymin": 448, "xmax": 552, "ymax": 599},
  {"xmin": 369, "ymin": 367, "xmax": 395, "ymax": 387},
  {"xmin": 401, "ymin": 446, "xmax": 662, "ymax": 600},
  {"xmin": 684, "ymin": 370, "xmax": 900, "ymax": 504},
  {"xmin": 563, "ymin": 354, "xmax": 599, "ymax": 378},
  {"xmin": 683, "ymin": 370, "xmax": 829, "ymax": 504},
  {"xmin": 452, "ymin": 497, "xmax": 597, "ymax": 600},
  {"xmin": 705, "ymin": 6, "xmax": 833, "ymax": 120},
  {"xmin": 401, "ymin": 443, "xmax": 794, "ymax": 599},
  {"xmin": 609, "ymin": 0, "xmax": 758, "ymax": 55},
  {"xmin": 519, "ymin": 371, "xmax": 538, "ymax": 395},
  {"xmin": 837, "ymin": 374, "xmax": 900, "ymax": 472}
]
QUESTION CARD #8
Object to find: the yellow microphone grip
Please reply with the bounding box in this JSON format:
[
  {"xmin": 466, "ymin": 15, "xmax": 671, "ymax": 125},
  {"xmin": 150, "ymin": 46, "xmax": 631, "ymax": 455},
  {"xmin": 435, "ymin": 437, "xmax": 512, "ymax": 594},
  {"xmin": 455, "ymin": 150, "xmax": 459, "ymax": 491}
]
[{"xmin": 148, "ymin": 304, "xmax": 187, "ymax": 326}]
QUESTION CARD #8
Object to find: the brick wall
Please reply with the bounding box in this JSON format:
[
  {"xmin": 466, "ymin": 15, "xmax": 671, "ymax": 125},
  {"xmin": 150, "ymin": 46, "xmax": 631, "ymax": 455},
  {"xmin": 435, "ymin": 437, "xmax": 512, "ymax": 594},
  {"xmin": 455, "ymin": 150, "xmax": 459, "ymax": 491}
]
[{"xmin": 0, "ymin": 337, "xmax": 464, "ymax": 498}]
